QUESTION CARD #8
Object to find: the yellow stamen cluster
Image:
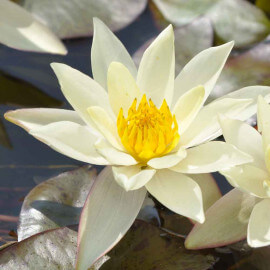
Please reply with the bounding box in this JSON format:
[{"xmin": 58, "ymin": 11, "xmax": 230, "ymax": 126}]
[{"xmin": 117, "ymin": 94, "xmax": 180, "ymax": 163}]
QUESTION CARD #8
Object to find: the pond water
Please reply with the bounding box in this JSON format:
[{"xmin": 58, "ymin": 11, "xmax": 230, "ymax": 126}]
[{"xmin": 0, "ymin": 5, "xmax": 267, "ymax": 270}]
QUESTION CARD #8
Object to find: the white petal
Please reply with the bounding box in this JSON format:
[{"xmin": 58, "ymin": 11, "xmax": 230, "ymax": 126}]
[
  {"xmin": 185, "ymin": 189, "xmax": 259, "ymax": 249},
  {"xmin": 91, "ymin": 18, "xmax": 137, "ymax": 90},
  {"xmin": 248, "ymin": 199, "xmax": 270, "ymax": 248},
  {"xmin": 76, "ymin": 167, "xmax": 146, "ymax": 270},
  {"xmin": 221, "ymin": 165, "xmax": 269, "ymax": 198},
  {"xmin": 190, "ymin": 174, "xmax": 221, "ymax": 211},
  {"xmin": 88, "ymin": 106, "xmax": 124, "ymax": 151},
  {"xmin": 172, "ymin": 141, "xmax": 253, "ymax": 174},
  {"xmin": 112, "ymin": 165, "xmax": 156, "ymax": 191},
  {"xmin": 219, "ymin": 116, "xmax": 265, "ymax": 170},
  {"xmin": 4, "ymin": 108, "xmax": 85, "ymax": 132},
  {"xmin": 173, "ymin": 85, "xmax": 205, "ymax": 134},
  {"xmin": 0, "ymin": 0, "xmax": 67, "ymax": 54},
  {"xmin": 108, "ymin": 62, "xmax": 141, "ymax": 116},
  {"xmin": 218, "ymin": 85, "xmax": 270, "ymax": 121},
  {"xmin": 95, "ymin": 139, "xmax": 137, "ymax": 166},
  {"xmin": 29, "ymin": 121, "xmax": 108, "ymax": 165},
  {"xmin": 146, "ymin": 169, "xmax": 205, "ymax": 223},
  {"xmin": 180, "ymin": 98, "xmax": 252, "ymax": 148},
  {"xmin": 51, "ymin": 63, "xmax": 112, "ymax": 128},
  {"xmin": 147, "ymin": 147, "xmax": 187, "ymax": 169},
  {"xmin": 137, "ymin": 25, "xmax": 175, "ymax": 107},
  {"xmin": 173, "ymin": 41, "xmax": 234, "ymax": 107},
  {"xmin": 258, "ymin": 96, "xmax": 270, "ymax": 151}
]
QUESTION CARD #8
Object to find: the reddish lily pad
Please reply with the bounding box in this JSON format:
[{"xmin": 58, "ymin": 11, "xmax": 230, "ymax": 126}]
[
  {"xmin": 18, "ymin": 166, "xmax": 96, "ymax": 241},
  {"xmin": 0, "ymin": 227, "xmax": 77, "ymax": 269}
]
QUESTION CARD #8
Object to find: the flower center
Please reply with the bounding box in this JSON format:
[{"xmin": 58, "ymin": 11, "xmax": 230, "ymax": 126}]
[{"xmin": 117, "ymin": 94, "xmax": 180, "ymax": 163}]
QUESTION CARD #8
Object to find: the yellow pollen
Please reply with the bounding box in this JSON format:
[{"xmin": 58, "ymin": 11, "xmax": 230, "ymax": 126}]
[{"xmin": 117, "ymin": 94, "xmax": 180, "ymax": 163}]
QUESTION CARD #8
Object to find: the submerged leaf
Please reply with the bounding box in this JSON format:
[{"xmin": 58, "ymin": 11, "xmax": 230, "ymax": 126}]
[
  {"xmin": 101, "ymin": 220, "xmax": 217, "ymax": 270},
  {"xmin": 18, "ymin": 166, "xmax": 96, "ymax": 241},
  {"xmin": 22, "ymin": 0, "xmax": 147, "ymax": 39},
  {"xmin": 0, "ymin": 119, "xmax": 11, "ymax": 148},
  {"xmin": 0, "ymin": 71, "xmax": 62, "ymax": 107},
  {"xmin": 0, "ymin": 227, "xmax": 77, "ymax": 269}
]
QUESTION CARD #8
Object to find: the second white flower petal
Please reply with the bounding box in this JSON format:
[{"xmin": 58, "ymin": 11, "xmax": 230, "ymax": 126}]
[{"xmin": 171, "ymin": 141, "xmax": 253, "ymax": 174}]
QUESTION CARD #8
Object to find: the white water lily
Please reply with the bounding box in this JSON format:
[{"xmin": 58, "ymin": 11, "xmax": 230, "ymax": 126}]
[
  {"xmin": 185, "ymin": 97, "xmax": 270, "ymax": 249},
  {"xmin": 5, "ymin": 18, "xmax": 270, "ymax": 223},
  {"xmin": 4, "ymin": 17, "xmax": 270, "ymax": 269},
  {"xmin": 0, "ymin": 0, "xmax": 66, "ymax": 54}
]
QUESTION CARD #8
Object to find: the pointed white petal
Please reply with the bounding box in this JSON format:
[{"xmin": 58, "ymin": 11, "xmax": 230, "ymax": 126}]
[
  {"xmin": 248, "ymin": 199, "xmax": 270, "ymax": 248},
  {"xmin": 29, "ymin": 121, "xmax": 108, "ymax": 165},
  {"xmin": 137, "ymin": 25, "xmax": 175, "ymax": 106},
  {"xmin": 219, "ymin": 116, "xmax": 265, "ymax": 170},
  {"xmin": 258, "ymin": 96, "xmax": 270, "ymax": 151},
  {"xmin": 0, "ymin": 0, "xmax": 67, "ymax": 54},
  {"xmin": 218, "ymin": 86, "xmax": 270, "ymax": 121},
  {"xmin": 112, "ymin": 165, "xmax": 156, "ymax": 191},
  {"xmin": 4, "ymin": 108, "xmax": 85, "ymax": 132},
  {"xmin": 108, "ymin": 62, "xmax": 141, "ymax": 116},
  {"xmin": 51, "ymin": 63, "xmax": 112, "ymax": 128},
  {"xmin": 76, "ymin": 167, "xmax": 146, "ymax": 270},
  {"xmin": 221, "ymin": 165, "xmax": 269, "ymax": 198},
  {"xmin": 173, "ymin": 42, "xmax": 234, "ymax": 106},
  {"xmin": 185, "ymin": 189, "xmax": 260, "ymax": 249},
  {"xmin": 146, "ymin": 169, "xmax": 205, "ymax": 223},
  {"xmin": 173, "ymin": 85, "xmax": 205, "ymax": 134},
  {"xmin": 190, "ymin": 174, "xmax": 221, "ymax": 211},
  {"xmin": 87, "ymin": 106, "xmax": 124, "ymax": 151},
  {"xmin": 91, "ymin": 18, "xmax": 137, "ymax": 90},
  {"xmin": 180, "ymin": 98, "xmax": 252, "ymax": 148},
  {"xmin": 172, "ymin": 141, "xmax": 253, "ymax": 174},
  {"xmin": 95, "ymin": 139, "xmax": 137, "ymax": 166},
  {"xmin": 147, "ymin": 147, "xmax": 186, "ymax": 169}
]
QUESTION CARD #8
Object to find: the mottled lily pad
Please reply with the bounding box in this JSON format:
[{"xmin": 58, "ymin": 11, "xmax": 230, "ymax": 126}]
[
  {"xmin": 101, "ymin": 220, "xmax": 217, "ymax": 270},
  {"xmin": 21, "ymin": 0, "xmax": 147, "ymax": 39},
  {"xmin": 0, "ymin": 227, "xmax": 77, "ymax": 270},
  {"xmin": 18, "ymin": 166, "xmax": 96, "ymax": 241}
]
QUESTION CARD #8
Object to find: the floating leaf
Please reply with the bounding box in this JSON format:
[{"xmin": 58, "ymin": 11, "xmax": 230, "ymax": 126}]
[
  {"xmin": 76, "ymin": 167, "xmax": 147, "ymax": 270},
  {"xmin": 0, "ymin": 71, "xmax": 62, "ymax": 107},
  {"xmin": 18, "ymin": 166, "xmax": 96, "ymax": 241},
  {"xmin": 152, "ymin": 0, "xmax": 218, "ymax": 26},
  {"xmin": 211, "ymin": 41, "xmax": 270, "ymax": 101},
  {"xmin": 208, "ymin": 0, "xmax": 270, "ymax": 47},
  {"xmin": 0, "ymin": 0, "xmax": 66, "ymax": 54},
  {"xmin": 133, "ymin": 17, "xmax": 213, "ymax": 74},
  {"xmin": 101, "ymin": 220, "xmax": 217, "ymax": 270},
  {"xmin": 151, "ymin": 0, "xmax": 270, "ymax": 47},
  {"xmin": 22, "ymin": 0, "xmax": 147, "ymax": 39},
  {"xmin": 0, "ymin": 227, "xmax": 77, "ymax": 269}
]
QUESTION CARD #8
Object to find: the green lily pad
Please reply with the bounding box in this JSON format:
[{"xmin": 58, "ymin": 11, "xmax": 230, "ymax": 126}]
[
  {"xmin": 101, "ymin": 220, "xmax": 217, "ymax": 270},
  {"xmin": 0, "ymin": 118, "xmax": 11, "ymax": 148},
  {"xmin": 256, "ymin": 0, "xmax": 270, "ymax": 14},
  {"xmin": 211, "ymin": 41, "xmax": 270, "ymax": 101},
  {"xmin": 21, "ymin": 0, "xmax": 147, "ymax": 39},
  {"xmin": 18, "ymin": 166, "xmax": 96, "ymax": 241},
  {"xmin": 0, "ymin": 227, "xmax": 77, "ymax": 269},
  {"xmin": 151, "ymin": 0, "xmax": 270, "ymax": 47}
]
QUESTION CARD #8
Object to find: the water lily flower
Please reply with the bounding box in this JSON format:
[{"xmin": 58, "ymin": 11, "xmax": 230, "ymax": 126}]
[
  {"xmin": 4, "ymin": 18, "xmax": 270, "ymax": 269},
  {"xmin": 185, "ymin": 96, "xmax": 270, "ymax": 249}
]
